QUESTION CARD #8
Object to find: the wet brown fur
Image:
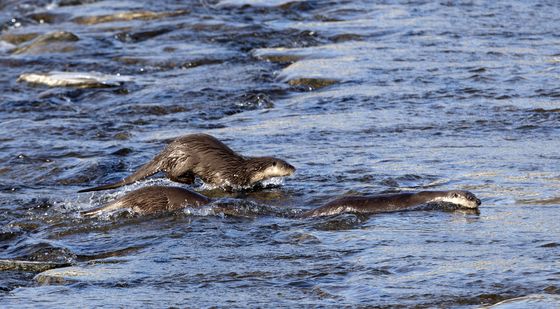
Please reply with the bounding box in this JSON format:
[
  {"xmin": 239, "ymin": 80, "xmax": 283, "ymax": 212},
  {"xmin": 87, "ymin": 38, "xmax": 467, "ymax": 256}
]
[
  {"xmin": 301, "ymin": 190, "xmax": 481, "ymax": 218},
  {"xmin": 79, "ymin": 133, "xmax": 295, "ymax": 192},
  {"xmin": 81, "ymin": 186, "xmax": 211, "ymax": 217}
]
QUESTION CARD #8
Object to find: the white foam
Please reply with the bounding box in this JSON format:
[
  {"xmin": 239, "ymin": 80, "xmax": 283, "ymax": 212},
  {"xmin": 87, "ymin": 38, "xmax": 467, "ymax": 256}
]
[
  {"xmin": 182, "ymin": 205, "xmax": 224, "ymax": 218},
  {"xmin": 260, "ymin": 177, "xmax": 285, "ymax": 187}
]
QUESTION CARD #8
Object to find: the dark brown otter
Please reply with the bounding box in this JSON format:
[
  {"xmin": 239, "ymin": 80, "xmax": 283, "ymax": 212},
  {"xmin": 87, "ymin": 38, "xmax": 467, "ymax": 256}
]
[
  {"xmin": 82, "ymin": 188, "xmax": 481, "ymax": 219},
  {"xmin": 301, "ymin": 190, "xmax": 481, "ymax": 218},
  {"xmin": 78, "ymin": 133, "xmax": 296, "ymax": 192},
  {"xmin": 81, "ymin": 186, "xmax": 211, "ymax": 218}
]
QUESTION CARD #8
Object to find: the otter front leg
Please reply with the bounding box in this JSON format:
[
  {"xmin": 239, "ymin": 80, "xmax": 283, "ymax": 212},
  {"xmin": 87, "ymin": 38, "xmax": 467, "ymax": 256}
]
[{"xmin": 167, "ymin": 172, "xmax": 195, "ymax": 184}]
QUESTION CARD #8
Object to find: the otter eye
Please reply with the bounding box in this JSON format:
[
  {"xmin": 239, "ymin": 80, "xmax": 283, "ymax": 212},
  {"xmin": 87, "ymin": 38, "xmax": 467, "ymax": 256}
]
[
  {"xmin": 452, "ymin": 193, "xmax": 459, "ymax": 198},
  {"xmin": 272, "ymin": 161, "xmax": 277, "ymax": 167}
]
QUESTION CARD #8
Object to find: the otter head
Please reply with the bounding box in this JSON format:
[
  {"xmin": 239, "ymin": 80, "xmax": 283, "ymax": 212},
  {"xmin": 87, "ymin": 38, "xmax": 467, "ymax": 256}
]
[
  {"xmin": 246, "ymin": 157, "xmax": 296, "ymax": 183},
  {"xmin": 439, "ymin": 190, "xmax": 481, "ymax": 209}
]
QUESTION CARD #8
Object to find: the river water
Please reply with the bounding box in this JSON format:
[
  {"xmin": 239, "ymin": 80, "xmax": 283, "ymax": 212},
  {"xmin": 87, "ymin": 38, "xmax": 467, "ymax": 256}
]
[{"xmin": 1, "ymin": 0, "xmax": 559, "ymax": 307}]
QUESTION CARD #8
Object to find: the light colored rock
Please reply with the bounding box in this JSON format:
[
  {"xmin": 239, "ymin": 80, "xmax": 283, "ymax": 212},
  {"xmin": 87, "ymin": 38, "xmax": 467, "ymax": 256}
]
[
  {"xmin": 35, "ymin": 267, "xmax": 91, "ymax": 284},
  {"xmin": 0, "ymin": 259, "xmax": 71, "ymax": 272},
  {"xmin": 34, "ymin": 264, "xmax": 127, "ymax": 285},
  {"xmin": 17, "ymin": 72, "xmax": 131, "ymax": 88},
  {"xmin": 72, "ymin": 10, "xmax": 189, "ymax": 25}
]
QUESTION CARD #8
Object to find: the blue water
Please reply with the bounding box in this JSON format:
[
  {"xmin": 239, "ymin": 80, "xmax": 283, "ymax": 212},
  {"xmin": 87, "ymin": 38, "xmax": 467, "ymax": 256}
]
[{"xmin": 1, "ymin": 0, "xmax": 559, "ymax": 307}]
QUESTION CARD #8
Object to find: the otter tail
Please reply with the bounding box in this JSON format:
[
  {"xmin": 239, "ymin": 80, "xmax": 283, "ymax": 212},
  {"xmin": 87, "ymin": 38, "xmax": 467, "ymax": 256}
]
[
  {"xmin": 78, "ymin": 158, "xmax": 163, "ymax": 193},
  {"xmin": 78, "ymin": 182, "xmax": 127, "ymax": 193},
  {"xmin": 81, "ymin": 201, "xmax": 122, "ymax": 218}
]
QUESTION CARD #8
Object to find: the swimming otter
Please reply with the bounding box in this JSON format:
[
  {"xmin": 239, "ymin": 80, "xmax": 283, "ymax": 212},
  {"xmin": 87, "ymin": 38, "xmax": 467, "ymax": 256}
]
[
  {"xmin": 301, "ymin": 190, "xmax": 481, "ymax": 218},
  {"xmin": 81, "ymin": 186, "xmax": 211, "ymax": 217},
  {"xmin": 82, "ymin": 188, "xmax": 481, "ymax": 219},
  {"xmin": 78, "ymin": 133, "xmax": 296, "ymax": 192}
]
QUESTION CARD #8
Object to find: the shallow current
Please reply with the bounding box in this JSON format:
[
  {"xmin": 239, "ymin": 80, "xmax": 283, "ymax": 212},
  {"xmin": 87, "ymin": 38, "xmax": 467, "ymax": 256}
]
[{"xmin": 1, "ymin": 0, "xmax": 559, "ymax": 307}]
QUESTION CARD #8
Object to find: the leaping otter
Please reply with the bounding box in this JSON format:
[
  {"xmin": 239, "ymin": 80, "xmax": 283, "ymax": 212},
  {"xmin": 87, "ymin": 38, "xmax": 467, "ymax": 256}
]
[
  {"xmin": 81, "ymin": 186, "xmax": 211, "ymax": 217},
  {"xmin": 78, "ymin": 133, "xmax": 296, "ymax": 192},
  {"xmin": 301, "ymin": 190, "xmax": 481, "ymax": 218}
]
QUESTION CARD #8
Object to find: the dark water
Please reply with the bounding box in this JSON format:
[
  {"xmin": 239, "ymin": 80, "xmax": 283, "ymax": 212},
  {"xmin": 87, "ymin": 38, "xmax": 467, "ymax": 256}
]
[{"xmin": 1, "ymin": 0, "xmax": 559, "ymax": 307}]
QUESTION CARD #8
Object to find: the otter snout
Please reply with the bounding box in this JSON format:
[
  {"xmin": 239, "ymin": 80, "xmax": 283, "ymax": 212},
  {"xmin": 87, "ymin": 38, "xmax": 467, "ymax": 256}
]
[
  {"xmin": 475, "ymin": 198, "xmax": 481, "ymax": 206},
  {"xmin": 274, "ymin": 160, "xmax": 295, "ymax": 176},
  {"xmin": 284, "ymin": 163, "xmax": 296, "ymax": 175}
]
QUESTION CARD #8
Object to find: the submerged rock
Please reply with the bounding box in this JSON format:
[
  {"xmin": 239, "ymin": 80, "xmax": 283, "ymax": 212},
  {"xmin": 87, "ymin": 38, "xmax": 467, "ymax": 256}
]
[
  {"xmin": 217, "ymin": 0, "xmax": 303, "ymax": 8},
  {"xmin": 0, "ymin": 259, "xmax": 71, "ymax": 272},
  {"xmin": 35, "ymin": 265, "xmax": 125, "ymax": 285},
  {"xmin": 26, "ymin": 12, "xmax": 70, "ymax": 24},
  {"xmin": 72, "ymin": 10, "xmax": 189, "ymax": 25},
  {"xmin": 253, "ymin": 44, "xmax": 346, "ymax": 63},
  {"xmin": 114, "ymin": 27, "xmax": 173, "ymax": 43},
  {"xmin": 254, "ymin": 42, "xmax": 374, "ymax": 89},
  {"xmin": 254, "ymin": 53, "xmax": 304, "ymax": 63},
  {"xmin": 0, "ymin": 226, "xmax": 22, "ymax": 241},
  {"xmin": 35, "ymin": 266, "xmax": 92, "ymax": 284},
  {"xmin": 255, "ymin": 48, "xmax": 341, "ymax": 89},
  {"xmin": 0, "ymin": 32, "xmax": 40, "ymax": 45},
  {"xmin": 17, "ymin": 72, "xmax": 131, "ymax": 88},
  {"xmin": 11, "ymin": 31, "xmax": 79, "ymax": 55},
  {"xmin": 288, "ymin": 78, "xmax": 338, "ymax": 90},
  {"xmin": 58, "ymin": 0, "xmax": 99, "ymax": 6}
]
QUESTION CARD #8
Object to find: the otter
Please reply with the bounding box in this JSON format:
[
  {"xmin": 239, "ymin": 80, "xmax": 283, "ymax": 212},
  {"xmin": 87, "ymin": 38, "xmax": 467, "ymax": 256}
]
[
  {"xmin": 78, "ymin": 133, "xmax": 296, "ymax": 193},
  {"xmin": 301, "ymin": 190, "xmax": 481, "ymax": 218},
  {"xmin": 81, "ymin": 186, "xmax": 211, "ymax": 217},
  {"xmin": 82, "ymin": 188, "xmax": 481, "ymax": 219}
]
